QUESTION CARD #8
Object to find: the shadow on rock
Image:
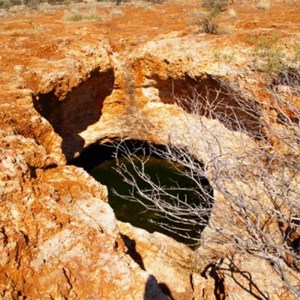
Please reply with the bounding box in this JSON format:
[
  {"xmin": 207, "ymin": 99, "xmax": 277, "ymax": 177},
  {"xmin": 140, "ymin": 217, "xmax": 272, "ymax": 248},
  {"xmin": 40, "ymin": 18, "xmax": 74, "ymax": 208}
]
[
  {"xmin": 33, "ymin": 67, "xmax": 115, "ymax": 160},
  {"xmin": 144, "ymin": 275, "xmax": 173, "ymax": 300}
]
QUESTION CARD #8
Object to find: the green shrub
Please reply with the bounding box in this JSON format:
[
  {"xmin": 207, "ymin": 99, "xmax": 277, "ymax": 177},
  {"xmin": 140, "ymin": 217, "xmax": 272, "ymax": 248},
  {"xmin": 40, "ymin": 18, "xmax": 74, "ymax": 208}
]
[{"xmin": 250, "ymin": 32, "xmax": 290, "ymax": 76}]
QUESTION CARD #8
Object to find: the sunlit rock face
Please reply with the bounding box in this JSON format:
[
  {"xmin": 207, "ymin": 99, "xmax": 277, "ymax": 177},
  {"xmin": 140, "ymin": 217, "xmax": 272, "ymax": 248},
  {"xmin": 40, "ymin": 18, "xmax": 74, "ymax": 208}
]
[
  {"xmin": 118, "ymin": 221, "xmax": 198, "ymax": 300},
  {"xmin": 0, "ymin": 130, "xmax": 167, "ymax": 299}
]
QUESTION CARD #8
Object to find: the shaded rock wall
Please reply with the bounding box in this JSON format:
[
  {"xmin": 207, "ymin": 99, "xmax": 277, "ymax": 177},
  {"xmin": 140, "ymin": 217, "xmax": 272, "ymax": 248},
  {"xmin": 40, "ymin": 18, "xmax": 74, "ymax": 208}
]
[{"xmin": 33, "ymin": 67, "xmax": 115, "ymax": 159}]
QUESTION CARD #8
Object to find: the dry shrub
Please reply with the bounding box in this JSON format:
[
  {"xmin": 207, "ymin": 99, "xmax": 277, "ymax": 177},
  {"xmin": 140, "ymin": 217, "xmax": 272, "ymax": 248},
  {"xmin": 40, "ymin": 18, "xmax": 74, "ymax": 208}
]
[
  {"xmin": 199, "ymin": 15, "xmax": 219, "ymax": 34},
  {"xmin": 114, "ymin": 72, "xmax": 300, "ymax": 297},
  {"xmin": 199, "ymin": 9, "xmax": 232, "ymax": 35}
]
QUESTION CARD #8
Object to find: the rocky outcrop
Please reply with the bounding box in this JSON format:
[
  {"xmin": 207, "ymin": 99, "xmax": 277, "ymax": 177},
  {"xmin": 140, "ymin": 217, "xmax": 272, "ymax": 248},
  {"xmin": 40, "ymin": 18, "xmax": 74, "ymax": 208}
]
[
  {"xmin": 0, "ymin": 128, "xmax": 168, "ymax": 299},
  {"xmin": 0, "ymin": 98, "xmax": 65, "ymax": 167}
]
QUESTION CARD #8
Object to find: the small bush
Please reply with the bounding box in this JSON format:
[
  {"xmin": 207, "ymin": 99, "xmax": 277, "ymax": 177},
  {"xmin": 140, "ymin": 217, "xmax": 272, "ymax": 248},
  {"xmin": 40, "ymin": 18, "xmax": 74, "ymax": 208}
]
[
  {"xmin": 198, "ymin": 8, "xmax": 220, "ymax": 34},
  {"xmin": 199, "ymin": 16, "xmax": 218, "ymax": 34},
  {"xmin": 250, "ymin": 32, "xmax": 290, "ymax": 76},
  {"xmin": 199, "ymin": 8, "xmax": 232, "ymax": 35}
]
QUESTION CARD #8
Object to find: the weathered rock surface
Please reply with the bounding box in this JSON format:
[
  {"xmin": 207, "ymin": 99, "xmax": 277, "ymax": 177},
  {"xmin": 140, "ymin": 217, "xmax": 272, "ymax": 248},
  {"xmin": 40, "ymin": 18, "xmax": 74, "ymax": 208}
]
[
  {"xmin": 0, "ymin": 131, "xmax": 166, "ymax": 299},
  {"xmin": 193, "ymin": 244, "xmax": 298, "ymax": 300},
  {"xmin": 0, "ymin": 98, "xmax": 65, "ymax": 167},
  {"xmin": 118, "ymin": 221, "xmax": 198, "ymax": 300}
]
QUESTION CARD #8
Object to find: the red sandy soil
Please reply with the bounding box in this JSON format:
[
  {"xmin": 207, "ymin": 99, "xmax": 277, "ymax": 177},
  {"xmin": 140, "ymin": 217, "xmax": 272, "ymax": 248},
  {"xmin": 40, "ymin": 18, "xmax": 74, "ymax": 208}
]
[{"xmin": 0, "ymin": 0, "xmax": 300, "ymax": 102}]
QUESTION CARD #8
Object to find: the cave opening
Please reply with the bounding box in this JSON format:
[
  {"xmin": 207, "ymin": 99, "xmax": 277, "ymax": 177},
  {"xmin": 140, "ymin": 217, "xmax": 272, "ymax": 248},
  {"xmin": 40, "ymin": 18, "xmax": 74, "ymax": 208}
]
[
  {"xmin": 152, "ymin": 74, "xmax": 262, "ymax": 138},
  {"xmin": 71, "ymin": 140, "xmax": 214, "ymax": 247},
  {"xmin": 33, "ymin": 68, "xmax": 115, "ymax": 159}
]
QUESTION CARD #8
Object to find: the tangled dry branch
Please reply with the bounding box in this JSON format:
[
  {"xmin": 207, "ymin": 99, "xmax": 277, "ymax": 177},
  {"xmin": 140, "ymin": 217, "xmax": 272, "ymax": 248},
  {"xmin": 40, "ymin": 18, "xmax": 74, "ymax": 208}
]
[{"xmin": 113, "ymin": 72, "xmax": 300, "ymax": 297}]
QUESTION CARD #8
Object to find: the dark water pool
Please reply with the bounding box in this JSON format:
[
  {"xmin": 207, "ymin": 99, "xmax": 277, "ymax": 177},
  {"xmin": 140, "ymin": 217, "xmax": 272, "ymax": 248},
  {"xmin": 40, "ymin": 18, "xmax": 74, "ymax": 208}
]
[{"xmin": 89, "ymin": 147, "xmax": 212, "ymax": 246}]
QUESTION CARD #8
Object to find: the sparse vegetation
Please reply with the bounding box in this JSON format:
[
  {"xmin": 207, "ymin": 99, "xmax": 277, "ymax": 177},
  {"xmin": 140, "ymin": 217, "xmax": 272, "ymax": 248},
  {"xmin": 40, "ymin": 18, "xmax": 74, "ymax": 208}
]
[
  {"xmin": 199, "ymin": 0, "xmax": 234, "ymax": 35},
  {"xmin": 0, "ymin": 0, "xmax": 84, "ymax": 10},
  {"xmin": 212, "ymin": 50, "xmax": 235, "ymax": 63},
  {"xmin": 0, "ymin": 0, "xmax": 22, "ymax": 9},
  {"xmin": 0, "ymin": 0, "xmax": 164, "ymax": 11},
  {"xmin": 293, "ymin": 43, "xmax": 300, "ymax": 63},
  {"xmin": 250, "ymin": 32, "xmax": 291, "ymax": 76},
  {"xmin": 198, "ymin": 9, "xmax": 220, "ymax": 34},
  {"xmin": 202, "ymin": 0, "xmax": 229, "ymax": 11},
  {"xmin": 198, "ymin": 8, "xmax": 232, "ymax": 35},
  {"xmin": 63, "ymin": 11, "xmax": 105, "ymax": 22}
]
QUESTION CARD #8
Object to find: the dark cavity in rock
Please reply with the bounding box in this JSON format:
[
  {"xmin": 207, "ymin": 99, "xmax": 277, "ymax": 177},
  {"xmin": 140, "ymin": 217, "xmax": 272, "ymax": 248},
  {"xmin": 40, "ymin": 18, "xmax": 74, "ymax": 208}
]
[
  {"xmin": 71, "ymin": 140, "xmax": 214, "ymax": 247},
  {"xmin": 33, "ymin": 67, "xmax": 115, "ymax": 159},
  {"xmin": 153, "ymin": 74, "xmax": 261, "ymax": 137}
]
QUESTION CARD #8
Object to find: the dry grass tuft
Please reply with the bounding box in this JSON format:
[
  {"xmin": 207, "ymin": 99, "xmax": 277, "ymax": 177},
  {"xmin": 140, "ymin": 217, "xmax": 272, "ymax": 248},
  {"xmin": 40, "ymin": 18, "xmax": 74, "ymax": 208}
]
[
  {"xmin": 228, "ymin": 8, "xmax": 237, "ymax": 19},
  {"xmin": 63, "ymin": 11, "xmax": 105, "ymax": 22}
]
